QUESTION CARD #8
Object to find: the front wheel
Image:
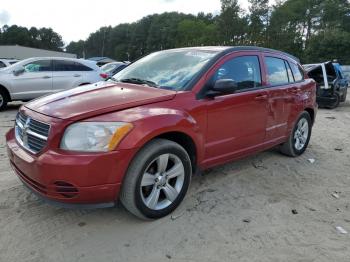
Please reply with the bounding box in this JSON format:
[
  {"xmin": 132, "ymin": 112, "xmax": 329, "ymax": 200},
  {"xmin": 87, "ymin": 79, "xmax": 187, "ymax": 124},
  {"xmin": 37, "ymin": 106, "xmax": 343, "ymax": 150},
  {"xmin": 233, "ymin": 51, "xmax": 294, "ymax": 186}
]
[
  {"xmin": 280, "ymin": 112, "xmax": 312, "ymax": 157},
  {"xmin": 0, "ymin": 89, "xmax": 8, "ymax": 111},
  {"xmin": 120, "ymin": 139, "xmax": 192, "ymax": 219}
]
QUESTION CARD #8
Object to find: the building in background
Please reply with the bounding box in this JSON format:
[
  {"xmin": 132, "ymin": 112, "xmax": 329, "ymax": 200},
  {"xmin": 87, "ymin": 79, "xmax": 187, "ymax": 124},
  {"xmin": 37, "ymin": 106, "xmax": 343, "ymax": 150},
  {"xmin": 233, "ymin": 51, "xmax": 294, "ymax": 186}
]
[{"xmin": 0, "ymin": 45, "xmax": 76, "ymax": 60}]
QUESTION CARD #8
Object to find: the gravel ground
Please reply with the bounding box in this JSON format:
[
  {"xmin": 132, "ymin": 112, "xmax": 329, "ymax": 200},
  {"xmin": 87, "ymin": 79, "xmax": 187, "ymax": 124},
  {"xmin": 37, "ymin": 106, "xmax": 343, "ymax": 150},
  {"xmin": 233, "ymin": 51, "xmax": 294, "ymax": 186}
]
[{"xmin": 1, "ymin": 99, "xmax": 350, "ymax": 262}]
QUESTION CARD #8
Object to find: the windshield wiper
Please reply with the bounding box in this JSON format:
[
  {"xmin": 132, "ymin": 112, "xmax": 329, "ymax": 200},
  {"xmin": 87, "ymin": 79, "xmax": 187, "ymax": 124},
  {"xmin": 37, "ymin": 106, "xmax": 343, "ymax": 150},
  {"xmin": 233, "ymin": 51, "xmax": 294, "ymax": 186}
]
[{"xmin": 119, "ymin": 78, "xmax": 159, "ymax": 88}]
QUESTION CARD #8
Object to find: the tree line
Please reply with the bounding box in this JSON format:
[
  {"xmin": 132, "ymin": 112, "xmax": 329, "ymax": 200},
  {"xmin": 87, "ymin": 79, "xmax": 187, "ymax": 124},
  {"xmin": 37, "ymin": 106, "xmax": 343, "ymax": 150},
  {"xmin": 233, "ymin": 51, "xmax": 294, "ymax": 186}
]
[
  {"xmin": 1, "ymin": 0, "xmax": 350, "ymax": 64},
  {"xmin": 0, "ymin": 25, "xmax": 64, "ymax": 51}
]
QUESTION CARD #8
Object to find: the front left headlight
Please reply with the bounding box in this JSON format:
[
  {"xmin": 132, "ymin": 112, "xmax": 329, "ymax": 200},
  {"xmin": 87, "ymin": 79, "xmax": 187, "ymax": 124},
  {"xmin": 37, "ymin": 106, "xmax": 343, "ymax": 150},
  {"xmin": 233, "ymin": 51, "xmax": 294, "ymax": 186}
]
[{"xmin": 60, "ymin": 122, "xmax": 133, "ymax": 152}]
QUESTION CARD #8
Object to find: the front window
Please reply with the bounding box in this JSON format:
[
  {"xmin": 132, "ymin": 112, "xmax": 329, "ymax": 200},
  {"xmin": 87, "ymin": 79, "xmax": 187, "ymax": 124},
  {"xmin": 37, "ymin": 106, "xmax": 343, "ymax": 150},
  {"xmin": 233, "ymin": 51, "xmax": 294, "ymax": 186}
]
[
  {"xmin": 24, "ymin": 60, "xmax": 52, "ymax": 72},
  {"xmin": 112, "ymin": 50, "xmax": 218, "ymax": 91},
  {"xmin": 212, "ymin": 56, "xmax": 262, "ymax": 90}
]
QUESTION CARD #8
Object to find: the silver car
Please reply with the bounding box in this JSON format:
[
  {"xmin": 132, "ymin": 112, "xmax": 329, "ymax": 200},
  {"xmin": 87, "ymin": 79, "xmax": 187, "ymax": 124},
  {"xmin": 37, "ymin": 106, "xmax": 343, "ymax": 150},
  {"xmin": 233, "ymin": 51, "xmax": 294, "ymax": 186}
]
[{"xmin": 0, "ymin": 57, "xmax": 106, "ymax": 110}]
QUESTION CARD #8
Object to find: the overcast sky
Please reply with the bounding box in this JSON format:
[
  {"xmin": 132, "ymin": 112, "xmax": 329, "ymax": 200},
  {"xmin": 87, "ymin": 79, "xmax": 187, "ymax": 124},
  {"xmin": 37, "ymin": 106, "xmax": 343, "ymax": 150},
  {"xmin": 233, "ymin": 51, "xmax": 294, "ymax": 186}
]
[{"xmin": 0, "ymin": 0, "xmax": 255, "ymax": 44}]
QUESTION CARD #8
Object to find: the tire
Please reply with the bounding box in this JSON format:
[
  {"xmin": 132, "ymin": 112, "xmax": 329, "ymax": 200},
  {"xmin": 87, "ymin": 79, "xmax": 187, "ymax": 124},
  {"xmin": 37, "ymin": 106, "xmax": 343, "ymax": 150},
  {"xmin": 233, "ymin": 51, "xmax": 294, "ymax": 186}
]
[
  {"xmin": 280, "ymin": 111, "xmax": 312, "ymax": 157},
  {"xmin": 120, "ymin": 139, "xmax": 192, "ymax": 219},
  {"xmin": 340, "ymin": 88, "xmax": 347, "ymax": 102},
  {"xmin": 326, "ymin": 93, "xmax": 340, "ymax": 109},
  {"xmin": 0, "ymin": 89, "xmax": 8, "ymax": 111}
]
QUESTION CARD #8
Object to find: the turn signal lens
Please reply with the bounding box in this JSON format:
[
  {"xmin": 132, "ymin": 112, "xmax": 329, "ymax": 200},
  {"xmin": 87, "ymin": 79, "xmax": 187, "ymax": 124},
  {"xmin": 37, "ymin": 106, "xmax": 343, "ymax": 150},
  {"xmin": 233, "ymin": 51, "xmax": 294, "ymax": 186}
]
[{"xmin": 108, "ymin": 123, "xmax": 133, "ymax": 151}]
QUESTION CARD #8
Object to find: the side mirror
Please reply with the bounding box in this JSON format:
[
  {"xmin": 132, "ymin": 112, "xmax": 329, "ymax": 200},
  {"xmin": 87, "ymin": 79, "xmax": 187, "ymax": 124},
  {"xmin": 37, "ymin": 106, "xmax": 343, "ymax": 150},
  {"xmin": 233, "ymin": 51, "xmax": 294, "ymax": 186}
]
[
  {"xmin": 207, "ymin": 79, "xmax": 238, "ymax": 97},
  {"xmin": 13, "ymin": 67, "xmax": 25, "ymax": 76}
]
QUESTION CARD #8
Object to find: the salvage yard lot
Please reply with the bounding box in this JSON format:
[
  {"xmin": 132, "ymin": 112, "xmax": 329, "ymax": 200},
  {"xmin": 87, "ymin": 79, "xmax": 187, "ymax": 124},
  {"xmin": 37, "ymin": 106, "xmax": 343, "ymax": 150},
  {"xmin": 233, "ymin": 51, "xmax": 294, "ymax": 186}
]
[{"xmin": 1, "ymin": 100, "xmax": 350, "ymax": 262}]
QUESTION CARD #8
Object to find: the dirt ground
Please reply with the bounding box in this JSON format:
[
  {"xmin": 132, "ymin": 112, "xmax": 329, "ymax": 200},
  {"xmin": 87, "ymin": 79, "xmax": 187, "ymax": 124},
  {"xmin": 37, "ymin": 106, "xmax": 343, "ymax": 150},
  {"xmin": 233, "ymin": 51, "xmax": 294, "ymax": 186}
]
[{"xmin": 1, "ymin": 99, "xmax": 350, "ymax": 262}]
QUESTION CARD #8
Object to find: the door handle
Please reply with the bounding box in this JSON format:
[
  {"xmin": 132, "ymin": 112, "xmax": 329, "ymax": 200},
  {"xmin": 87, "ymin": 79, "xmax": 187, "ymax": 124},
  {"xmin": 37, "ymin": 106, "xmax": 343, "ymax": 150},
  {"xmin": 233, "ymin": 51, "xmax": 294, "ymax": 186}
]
[
  {"xmin": 74, "ymin": 74, "xmax": 81, "ymax": 77},
  {"xmin": 42, "ymin": 76, "xmax": 51, "ymax": 79},
  {"xmin": 254, "ymin": 94, "xmax": 268, "ymax": 101}
]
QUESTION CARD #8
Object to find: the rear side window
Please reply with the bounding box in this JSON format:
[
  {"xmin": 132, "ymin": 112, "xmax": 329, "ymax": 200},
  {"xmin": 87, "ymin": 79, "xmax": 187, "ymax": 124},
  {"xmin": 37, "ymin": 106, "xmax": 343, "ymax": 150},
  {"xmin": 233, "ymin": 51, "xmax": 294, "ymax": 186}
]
[
  {"xmin": 54, "ymin": 60, "xmax": 93, "ymax": 71},
  {"xmin": 24, "ymin": 60, "xmax": 52, "ymax": 72},
  {"xmin": 265, "ymin": 57, "xmax": 289, "ymax": 85},
  {"xmin": 290, "ymin": 62, "xmax": 304, "ymax": 81},
  {"xmin": 214, "ymin": 56, "xmax": 262, "ymax": 90},
  {"xmin": 0, "ymin": 61, "xmax": 6, "ymax": 68}
]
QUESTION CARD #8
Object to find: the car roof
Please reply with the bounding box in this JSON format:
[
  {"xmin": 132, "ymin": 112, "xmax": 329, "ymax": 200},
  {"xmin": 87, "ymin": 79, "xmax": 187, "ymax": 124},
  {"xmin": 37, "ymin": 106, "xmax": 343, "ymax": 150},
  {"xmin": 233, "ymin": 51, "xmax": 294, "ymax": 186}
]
[
  {"xmin": 164, "ymin": 46, "xmax": 300, "ymax": 63},
  {"xmin": 2, "ymin": 57, "xmax": 100, "ymax": 71}
]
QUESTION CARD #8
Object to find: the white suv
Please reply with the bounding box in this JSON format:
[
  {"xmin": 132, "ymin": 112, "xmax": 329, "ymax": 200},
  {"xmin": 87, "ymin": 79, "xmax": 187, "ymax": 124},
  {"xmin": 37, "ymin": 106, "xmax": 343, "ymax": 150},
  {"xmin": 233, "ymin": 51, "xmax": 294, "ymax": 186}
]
[{"xmin": 0, "ymin": 57, "xmax": 106, "ymax": 110}]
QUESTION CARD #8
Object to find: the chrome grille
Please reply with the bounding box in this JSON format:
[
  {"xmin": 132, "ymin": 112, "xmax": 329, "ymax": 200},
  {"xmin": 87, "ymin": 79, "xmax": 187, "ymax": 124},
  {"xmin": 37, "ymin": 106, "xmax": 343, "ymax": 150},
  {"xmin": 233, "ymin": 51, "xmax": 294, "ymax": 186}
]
[{"xmin": 15, "ymin": 112, "xmax": 50, "ymax": 154}]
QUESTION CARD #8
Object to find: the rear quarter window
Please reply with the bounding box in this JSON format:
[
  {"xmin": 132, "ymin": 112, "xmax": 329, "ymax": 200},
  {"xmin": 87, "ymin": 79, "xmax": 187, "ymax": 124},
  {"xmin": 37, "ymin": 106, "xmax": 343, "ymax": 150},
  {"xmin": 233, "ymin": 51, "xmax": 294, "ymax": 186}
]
[{"xmin": 290, "ymin": 62, "xmax": 304, "ymax": 82}]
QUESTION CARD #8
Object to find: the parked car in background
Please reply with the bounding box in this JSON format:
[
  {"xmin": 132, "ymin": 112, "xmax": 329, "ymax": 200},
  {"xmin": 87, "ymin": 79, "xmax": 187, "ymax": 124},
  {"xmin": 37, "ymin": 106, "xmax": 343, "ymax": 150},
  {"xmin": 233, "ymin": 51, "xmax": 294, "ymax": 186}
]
[
  {"xmin": 0, "ymin": 57, "xmax": 107, "ymax": 110},
  {"xmin": 101, "ymin": 61, "xmax": 130, "ymax": 78},
  {"xmin": 87, "ymin": 57, "xmax": 116, "ymax": 67},
  {"xmin": 341, "ymin": 65, "xmax": 350, "ymax": 82},
  {"xmin": 304, "ymin": 62, "xmax": 348, "ymax": 109},
  {"xmin": 6, "ymin": 46, "xmax": 317, "ymax": 219},
  {"xmin": 0, "ymin": 58, "xmax": 19, "ymax": 69}
]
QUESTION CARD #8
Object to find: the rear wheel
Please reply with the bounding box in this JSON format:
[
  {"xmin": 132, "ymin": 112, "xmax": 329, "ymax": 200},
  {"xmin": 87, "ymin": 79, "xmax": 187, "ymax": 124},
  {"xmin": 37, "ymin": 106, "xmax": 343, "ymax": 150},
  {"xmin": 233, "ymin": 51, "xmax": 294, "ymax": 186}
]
[
  {"xmin": 280, "ymin": 112, "xmax": 312, "ymax": 157},
  {"xmin": 340, "ymin": 88, "xmax": 347, "ymax": 102},
  {"xmin": 0, "ymin": 89, "xmax": 8, "ymax": 111},
  {"xmin": 326, "ymin": 93, "xmax": 340, "ymax": 109},
  {"xmin": 120, "ymin": 139, "xmax": 192, "ymax": 219}
]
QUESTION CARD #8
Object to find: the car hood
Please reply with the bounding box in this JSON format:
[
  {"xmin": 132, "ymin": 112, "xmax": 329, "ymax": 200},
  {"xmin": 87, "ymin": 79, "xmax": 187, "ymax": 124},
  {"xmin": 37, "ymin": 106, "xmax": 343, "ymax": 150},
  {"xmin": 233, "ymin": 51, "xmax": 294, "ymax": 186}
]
[{"xmin": 25, "ymin": 81, "xmax": 177, "ymax": 120}]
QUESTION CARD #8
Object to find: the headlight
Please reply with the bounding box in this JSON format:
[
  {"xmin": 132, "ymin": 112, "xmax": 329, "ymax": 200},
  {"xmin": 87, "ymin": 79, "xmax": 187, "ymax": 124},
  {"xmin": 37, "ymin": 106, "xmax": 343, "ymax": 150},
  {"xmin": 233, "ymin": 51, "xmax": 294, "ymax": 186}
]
[{"xmin": 60, "ymin": 122, "xmax": 133, "ymax": 152}]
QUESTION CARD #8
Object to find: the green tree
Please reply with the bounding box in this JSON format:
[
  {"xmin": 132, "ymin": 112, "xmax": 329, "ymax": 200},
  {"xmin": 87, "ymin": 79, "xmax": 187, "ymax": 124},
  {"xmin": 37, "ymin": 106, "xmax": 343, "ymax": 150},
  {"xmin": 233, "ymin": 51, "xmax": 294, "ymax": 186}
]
[
  {"xmin": 305, "ymin": 29, "xmax": 350, "ymax": 64},
  {"xmin": 248, "ymin": 0, "xmax": 269, "ymax": 46},
  {"xmin": 218, "ymin": 0, "xmax": 248, "ymax": 45},
  {"xmin": 0, "ymin": 25, "xmax": 64, "ymax": 51}
]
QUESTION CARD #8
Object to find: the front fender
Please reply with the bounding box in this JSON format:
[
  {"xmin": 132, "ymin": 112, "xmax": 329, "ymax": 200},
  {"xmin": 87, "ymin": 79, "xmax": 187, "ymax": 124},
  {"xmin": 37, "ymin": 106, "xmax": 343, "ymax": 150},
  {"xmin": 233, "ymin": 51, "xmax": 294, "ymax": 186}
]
[{"xmin": 121, "ymin": 108, "xmax": 203, "ymax": 152}]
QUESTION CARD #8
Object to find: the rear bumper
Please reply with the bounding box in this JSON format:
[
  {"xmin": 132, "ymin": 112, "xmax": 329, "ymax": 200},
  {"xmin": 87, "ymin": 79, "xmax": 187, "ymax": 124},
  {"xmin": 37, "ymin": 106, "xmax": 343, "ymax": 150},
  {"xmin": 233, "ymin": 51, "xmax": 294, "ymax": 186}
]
[{"xmin": 6, "ymin": 128, "xmax": 137, "ymax": 206}]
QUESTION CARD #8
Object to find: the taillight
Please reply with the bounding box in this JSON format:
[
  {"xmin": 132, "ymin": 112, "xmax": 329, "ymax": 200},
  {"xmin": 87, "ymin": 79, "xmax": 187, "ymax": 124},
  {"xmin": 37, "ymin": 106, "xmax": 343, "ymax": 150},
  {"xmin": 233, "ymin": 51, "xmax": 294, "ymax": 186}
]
[{"xmin": 100, "ymin": 73, "xmax": 108, "ymax": 79}]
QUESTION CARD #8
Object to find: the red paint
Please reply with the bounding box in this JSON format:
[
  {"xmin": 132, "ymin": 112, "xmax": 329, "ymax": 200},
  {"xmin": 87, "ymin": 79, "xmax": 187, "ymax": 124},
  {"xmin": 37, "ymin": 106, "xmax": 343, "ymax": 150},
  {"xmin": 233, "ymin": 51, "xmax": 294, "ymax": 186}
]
[{"xmin": 6, "ymin": 48, "xmax": 317, "ymax": 206}]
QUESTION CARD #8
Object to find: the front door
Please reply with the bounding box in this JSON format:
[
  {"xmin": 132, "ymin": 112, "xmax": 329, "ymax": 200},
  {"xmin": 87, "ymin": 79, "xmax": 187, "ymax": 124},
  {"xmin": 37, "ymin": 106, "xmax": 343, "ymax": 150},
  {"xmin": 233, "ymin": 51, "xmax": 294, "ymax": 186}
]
[
  {"xmin": 11, "ymin": 59, "xmax": 53, "ymax": 100},
  {"xmin": 204, "ymin": 54, "xmax": 269, "ymax": 163}
]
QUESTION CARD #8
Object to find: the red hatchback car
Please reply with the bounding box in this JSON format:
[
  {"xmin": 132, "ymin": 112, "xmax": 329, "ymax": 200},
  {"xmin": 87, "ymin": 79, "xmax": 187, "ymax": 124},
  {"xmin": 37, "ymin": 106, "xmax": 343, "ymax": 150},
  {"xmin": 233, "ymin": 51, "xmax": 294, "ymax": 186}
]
[{"xmin": 6, "ymin": 46, "xmax": 317, "ymax": 219}]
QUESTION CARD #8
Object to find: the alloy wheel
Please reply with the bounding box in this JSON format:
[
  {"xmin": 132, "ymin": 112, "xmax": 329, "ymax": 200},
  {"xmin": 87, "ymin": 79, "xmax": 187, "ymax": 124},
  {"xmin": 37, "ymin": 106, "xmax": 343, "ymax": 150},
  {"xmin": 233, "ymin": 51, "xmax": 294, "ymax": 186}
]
[
  {"xmin": 294, "ymin": 118, "xmax": 309, "ymax": 150},
  {"xmin": 140, "ymin": 153, "xmax": 185, "ymax": 210}
]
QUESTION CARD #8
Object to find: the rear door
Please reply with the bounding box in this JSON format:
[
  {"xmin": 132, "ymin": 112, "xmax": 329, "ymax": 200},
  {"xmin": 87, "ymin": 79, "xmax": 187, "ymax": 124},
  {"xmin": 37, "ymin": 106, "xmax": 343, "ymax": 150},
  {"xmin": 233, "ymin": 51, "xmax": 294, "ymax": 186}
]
[
  {"xmin": 204, "ymin": 53, "xmax": 269, "ymax": 161},
  {"xmin": 10, "ymin": 59, "xmax": 53, "ymax": 100},
  {"xmin": 263, "ymin": 55, "xmax": 296, "ymax": 140},
  {"xmin": 52, "ymin": 60, "xmax": 84, "ymax": 93}
]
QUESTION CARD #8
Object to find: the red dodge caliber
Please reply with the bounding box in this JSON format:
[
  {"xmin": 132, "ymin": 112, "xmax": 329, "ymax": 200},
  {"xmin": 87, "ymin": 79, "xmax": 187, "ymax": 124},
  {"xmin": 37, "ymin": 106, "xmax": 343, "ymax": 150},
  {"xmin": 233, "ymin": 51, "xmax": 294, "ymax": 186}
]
[{"xmin": 6, "ymin": 46, "xmax": 317, "ymax": 219}]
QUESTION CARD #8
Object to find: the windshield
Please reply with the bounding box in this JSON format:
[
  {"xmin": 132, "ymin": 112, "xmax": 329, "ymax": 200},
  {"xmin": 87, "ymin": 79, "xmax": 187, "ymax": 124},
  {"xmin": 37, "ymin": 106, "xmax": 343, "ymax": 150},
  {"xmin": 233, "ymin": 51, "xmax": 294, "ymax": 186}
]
[{"xmin": 112, "ymin": 49, "xmax": 217, "ymax": 91}]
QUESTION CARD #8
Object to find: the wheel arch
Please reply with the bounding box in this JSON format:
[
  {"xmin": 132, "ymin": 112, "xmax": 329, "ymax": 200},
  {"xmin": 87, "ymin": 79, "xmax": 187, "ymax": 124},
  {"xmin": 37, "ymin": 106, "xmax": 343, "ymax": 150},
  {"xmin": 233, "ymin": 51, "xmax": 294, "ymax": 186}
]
[
  {"xmin": 0, "ymin": 84, "xmax": 11, "ymax": 101},
  {"xmin": 125, "ymin": 128, "xmax": 200, "ymax": 175},
  {"xmin": 304, "ymin": 107, "xmax": 315, "ymax": 124},
  {"xmin": 155, "ymin": 131, "xmax": 197, "ymax": 173}
]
